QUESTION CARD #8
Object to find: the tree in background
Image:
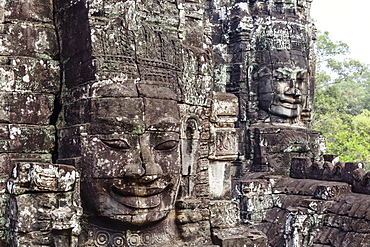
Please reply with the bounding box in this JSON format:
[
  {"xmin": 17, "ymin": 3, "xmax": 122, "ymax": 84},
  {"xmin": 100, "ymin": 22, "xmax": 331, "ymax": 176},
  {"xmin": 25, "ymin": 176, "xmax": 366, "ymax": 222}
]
[{"xmin": 313, "ymin": 31, "xmax": 370, "ymax": 168}]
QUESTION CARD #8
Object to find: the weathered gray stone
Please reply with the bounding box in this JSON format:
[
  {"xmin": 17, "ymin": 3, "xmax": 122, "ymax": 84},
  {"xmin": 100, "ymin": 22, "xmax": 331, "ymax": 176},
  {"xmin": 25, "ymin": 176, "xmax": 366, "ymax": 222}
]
[{"xmin": 212, "ymin": 227, "xmax": 268, "ymax": 247}]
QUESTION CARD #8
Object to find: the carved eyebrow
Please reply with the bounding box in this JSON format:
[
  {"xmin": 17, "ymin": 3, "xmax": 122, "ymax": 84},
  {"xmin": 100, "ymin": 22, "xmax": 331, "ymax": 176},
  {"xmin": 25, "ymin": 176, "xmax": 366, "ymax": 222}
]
[
  {"xmin": 154, "ymin": 117, "xmax": 180, "ymax": 125},
  {"xmin": 276, "ymin": 67, "xmax": 306, "ymax": 75},
  {"xmin": 148, "ymin": 117, "xmax": 180, "ymax": 131}
]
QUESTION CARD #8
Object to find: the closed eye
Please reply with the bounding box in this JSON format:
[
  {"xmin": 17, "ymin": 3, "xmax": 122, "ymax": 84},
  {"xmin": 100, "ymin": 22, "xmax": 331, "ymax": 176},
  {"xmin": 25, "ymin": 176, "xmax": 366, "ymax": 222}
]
[
  {"xmin": 101, "ymin": 139, "xmax": 130, "ymax": 150},
  {"xmin": 154, "ymin": 140, "xmax": 179, "ymax": 151}
]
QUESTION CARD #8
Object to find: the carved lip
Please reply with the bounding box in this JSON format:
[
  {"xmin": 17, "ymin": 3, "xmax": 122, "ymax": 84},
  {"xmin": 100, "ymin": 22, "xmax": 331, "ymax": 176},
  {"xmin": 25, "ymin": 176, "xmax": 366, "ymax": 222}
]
[
  {"xmin": 280, "ymin": 102, "xmax": 299, "ymax": 109},
  {"xmin": 109, "ymin": 182, "xmax": 170, "ymax": 209},
  {"xmin": 111, "ymin": 193, "xmax": 162, "ymax": 209},
  {"xmin": 111, "ymin": 183, "xmax": 168, "ymax": 197}
]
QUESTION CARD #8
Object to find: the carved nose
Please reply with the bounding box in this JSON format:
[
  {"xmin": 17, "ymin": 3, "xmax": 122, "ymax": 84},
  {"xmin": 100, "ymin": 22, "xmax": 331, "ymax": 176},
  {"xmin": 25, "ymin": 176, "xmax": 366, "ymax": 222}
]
[
  {"xmin": 121, "ymin": 136, "xmax": 164, "ymax": 181},
  {"xmin": 285, "ymin": 81, "xmax": 301, "ymax": 96},
  {"xmin": 139, "ymin": 137, "xmax": 164, "ymax": 182},
  {"xmin": 123, "ymin": 162, "xmax": 145, "ymax": 179}
]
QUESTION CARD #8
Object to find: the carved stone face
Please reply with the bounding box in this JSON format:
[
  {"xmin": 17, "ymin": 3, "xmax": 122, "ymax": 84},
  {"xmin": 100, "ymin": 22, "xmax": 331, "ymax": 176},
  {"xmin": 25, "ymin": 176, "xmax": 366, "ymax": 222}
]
[
  {"xmin": 254, "ymin": 52, "xmax": 309, "ymax": 119},
  {"xmin": 81, "ymin": 97, "xmax": 181, "ymax": 226}
]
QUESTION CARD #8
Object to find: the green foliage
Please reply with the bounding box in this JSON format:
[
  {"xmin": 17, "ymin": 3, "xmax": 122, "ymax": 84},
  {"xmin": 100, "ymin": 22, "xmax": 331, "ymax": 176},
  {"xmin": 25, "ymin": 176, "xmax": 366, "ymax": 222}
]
[
  {"xmin": 315, "ymin": 31, "xmax": 350, "ymax": 58},
  {"xmin": 313, "ymin": 31, "xmax": 370, "ymax": 168}
]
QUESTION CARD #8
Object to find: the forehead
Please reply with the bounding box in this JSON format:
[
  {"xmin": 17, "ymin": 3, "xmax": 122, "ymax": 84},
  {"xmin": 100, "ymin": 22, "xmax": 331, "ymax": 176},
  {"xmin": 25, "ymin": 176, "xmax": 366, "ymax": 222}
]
[
  {"xmin": 89, "ymin": 97, "xmax": 180, "ymax": 134},
  {"xmin": 256, "ymin": 50, "xmax": 307, "ymax": 67}
]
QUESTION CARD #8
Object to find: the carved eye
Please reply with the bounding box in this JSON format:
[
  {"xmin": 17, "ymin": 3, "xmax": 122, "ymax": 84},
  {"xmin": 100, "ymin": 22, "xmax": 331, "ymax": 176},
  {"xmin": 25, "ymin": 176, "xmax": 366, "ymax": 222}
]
[
  {"xmin": 154, "ymin": 140, "xmax": 179, "ymax": 151},
  {"xmin": 101, "ymin": 139, "xmax": 130, "ymax": 150}
]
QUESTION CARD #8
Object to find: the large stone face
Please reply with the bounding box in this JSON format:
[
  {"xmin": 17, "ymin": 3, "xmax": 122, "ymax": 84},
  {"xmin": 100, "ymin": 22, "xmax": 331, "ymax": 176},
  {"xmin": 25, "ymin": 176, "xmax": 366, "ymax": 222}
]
[
  {"xmin": 80, "ymin": 96, "xmax": 182, "ymax": 226},
  {"xmin": 54, "ymin": 0, "xmax": 240, "ymax": 246}
]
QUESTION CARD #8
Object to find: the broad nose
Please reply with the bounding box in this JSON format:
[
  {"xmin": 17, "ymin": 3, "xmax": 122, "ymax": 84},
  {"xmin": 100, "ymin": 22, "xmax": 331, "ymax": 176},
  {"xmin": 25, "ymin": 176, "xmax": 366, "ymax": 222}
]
[
  {"xmin": 139, "ymin": 136, "xmax": 164, "ymax": 182},
  {"xmin": 122, "ymin": 135, "xmax": 163, "ymax": 182},
  {"xmin": 285, "ymin": 77, "xmax": 301, "ymax": 96}
]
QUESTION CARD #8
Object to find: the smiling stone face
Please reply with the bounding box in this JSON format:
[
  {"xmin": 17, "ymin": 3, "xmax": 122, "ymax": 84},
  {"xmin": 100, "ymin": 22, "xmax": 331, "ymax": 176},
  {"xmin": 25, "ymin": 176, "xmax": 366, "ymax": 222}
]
[
  {"xmin": 80, "ymin": 96, "xmax": 181, "ymax": 226},
  {"xmin": 253, "ymin": 49, "xmax": 310, "ymax": 122},
  {"xmin": 256, "ymin": 65, "xmax": 308, "ymax": 118}
]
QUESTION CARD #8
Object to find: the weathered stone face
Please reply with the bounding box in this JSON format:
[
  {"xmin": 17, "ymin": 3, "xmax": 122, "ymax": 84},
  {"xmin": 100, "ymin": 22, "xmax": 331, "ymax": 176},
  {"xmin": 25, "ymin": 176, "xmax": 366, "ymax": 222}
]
[
  {"xmin": 252, "ymin": 23, "xmax": 312, "ymax": 123},
  {"xmin": 80, "ymin": 96, "xmax": 181, "ymax": 226},
  {"xmin": 255, "ymin": 52, "xmax": 309, "ymax": 119}
]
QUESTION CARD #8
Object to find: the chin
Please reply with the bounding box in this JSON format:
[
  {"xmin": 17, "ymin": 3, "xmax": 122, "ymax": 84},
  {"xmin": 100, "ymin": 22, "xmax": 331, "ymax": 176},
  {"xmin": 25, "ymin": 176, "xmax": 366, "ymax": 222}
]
[
  {"xmin": 270, "ymin": 104, "xmax": 302, "ymax": 118},
  {"xmin": 108, "ymin": 210, "xmax": 170, "ymax": 226}
]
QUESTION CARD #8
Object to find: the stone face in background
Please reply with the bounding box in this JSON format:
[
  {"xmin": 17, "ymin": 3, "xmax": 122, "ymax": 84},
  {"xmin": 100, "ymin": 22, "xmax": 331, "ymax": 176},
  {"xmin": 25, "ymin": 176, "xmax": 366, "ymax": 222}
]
[
  {"xmin": 211, "ymin": 0, "xmax": 315, "ymax": 126},
  {"xmin": 209, "ymin": 0, "xmax": 317, "ymax": 176}
]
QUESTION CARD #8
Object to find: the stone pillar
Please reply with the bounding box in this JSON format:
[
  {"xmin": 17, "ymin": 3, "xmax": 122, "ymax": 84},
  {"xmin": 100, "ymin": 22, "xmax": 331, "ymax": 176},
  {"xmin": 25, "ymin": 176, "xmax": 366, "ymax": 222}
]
[
  {"xmin": 209, "ymin": 92, "xmax": 239, "ymax": 199},
  {"xmin": 0, "ymin": 0, "xmax": 62, "ymax": 245}
]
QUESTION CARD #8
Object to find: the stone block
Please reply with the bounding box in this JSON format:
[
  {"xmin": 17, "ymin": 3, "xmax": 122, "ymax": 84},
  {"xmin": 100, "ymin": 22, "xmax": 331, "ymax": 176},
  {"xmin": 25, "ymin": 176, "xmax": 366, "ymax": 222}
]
[
  {"xmin": 290, "ymin": 157, "xmax": 312, "ymax": 179},
  {"xmin": 347, "ymin": 198, "xmax": 370, "ymax": 219},
  {"xmin": 212, "ymin": 227, "xmax": 267, "ymax": 247},
  {"xmin": 176, "ymin": 198, "xmax": 206, "ymax": 210},
  {"xmin": 241, "ymin": 194, "xmax": 274, "ymax": 213},
  {"xmin": 0, "ymin": 23, "xmax": 58, "ymax": 59},
  {"xmin": 176, "ymin": 205, "xmax": 209, "ymax": 225},
  {"xmin": 12, "ymin": 231, "xmax": 53, "ymax": 246},
  {"xmin": 332, "ymin": 162, "xmax": 345, "ymax": 181},
  {"xmin": 210, "ymin": 92, "xmax": 238, "ymax": 125},
  {"xmin": 352, "ymin": 168, "xmax": 367, "ymax": 194},
  {"xmin": 58, "ymin": 126, "xmax": 85, "ymax": 159},
  {"xmin": 208, "ymin": 161, "xmax": 231, "ymax": 199},
  {"xmin": 0, "ymin": 57, "xmax": 59, "ymax": 93},
  {"xmin": 10, "ymin": 191, "xmax": 80, "ymax": 234},
  {"xmin": 350, "ymin": 197, "xmax": 370, "ymax": 219},
  {"xmin": 314, "ymin": 182, "xmax": 351, "ymax": 200},
  {"xmin": 194, "ymin": 183, "xmax": 209, "ymax": 197},
  {"xmin": 209, "ymin": 200, "xmax": 239, "ymax": 228},
  {"xmin": 275, "ymin": 178, "xmax": 318, "ymax": 196},
  {"xmin": 249, "ymin": 126, "xmax": 325, "ymax": 175},
  {"xmin": 313, "ymin": 226, "xmax": 336, "ymax": 245},
  {"xmin": 209, "ymin": 129, "xmax": 238, "ymax": 161},
  {"xmin": 5, "ymin": 153, "xmax": 52, "ymax": 164},
  {"xmin": 8, "ymin": 163, "xmax": 77, "ymax": 194},
  {"xmin": 89, "ymin": 97, "xmax": 145, "ymax": 134},
  {"xmin": 177, "ymin": 220, "xmax": 212, "ymax": 242},
  {"xmin": 0, "ymin": 124, "xmax": 55, "ymax": 153},
  {"xmin": 322, "ymin": 162, "xmax": 334, "ymax": 180},
  {"xmin": 285, "ymin": 206, "xmax": 322, "ymax": 246},
  {"xmin": 238, "ymin": 179, "xmax": 273, "ymax": 196},
  {"xmin": 343, "ymin": 162, "xmax": 363, "ymax": 184},
  {"xmin": 342, "ymin": 232, "xmax": 368, "ymax": 247},
  {"xmin": 0, "ymin": 92, "xmax": 54, "ymax": 124},
  {"xmin": 310, "ymin": 162, "xmax": 324, "ymax": 180},
  {"xmin": 300, "ymin": 199, "xmax": 331, "ymax": 214},
  {"xmin": 62, "ymin": 100, "xmax": 91, "ymax": 126},
  {"xmin": 0, "ymin": 193, "xmax": 10, "ymax": 229},
  {"xmin": 91, "ymin": 78, "xmax": 138, "ymax": 98},
  {"xmin": 143, "ymin": 98, "xmax": 180, "ymax": 132},
  {"xmin": 137, "ymin": 84, "xmax": 178, "ymax": 100},
  {"xmin": 323, "ymin": 214, "xmax": 353, "ymax": 232},
  {"xmin": 4, "ymin": 0, "xmax": 53, "ymax": 23}
]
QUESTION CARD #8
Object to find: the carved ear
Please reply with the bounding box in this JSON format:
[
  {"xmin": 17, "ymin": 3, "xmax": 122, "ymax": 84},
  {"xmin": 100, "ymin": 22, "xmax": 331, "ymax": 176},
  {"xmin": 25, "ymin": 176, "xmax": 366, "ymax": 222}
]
[{"xmin": 181, "ymin": 117, "xmax": 200, "ymax": 176}]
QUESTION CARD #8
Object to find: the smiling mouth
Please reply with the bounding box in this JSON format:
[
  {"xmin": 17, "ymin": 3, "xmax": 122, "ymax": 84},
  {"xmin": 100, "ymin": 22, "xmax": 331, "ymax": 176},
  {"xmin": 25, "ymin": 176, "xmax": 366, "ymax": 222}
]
[
  {"xmin": 109, "ymin": 182, "xmax": 170, "ymax": 209},
  {"xmin": 280, "ymin": 102, "xmax": 299, "ymax": 109}
]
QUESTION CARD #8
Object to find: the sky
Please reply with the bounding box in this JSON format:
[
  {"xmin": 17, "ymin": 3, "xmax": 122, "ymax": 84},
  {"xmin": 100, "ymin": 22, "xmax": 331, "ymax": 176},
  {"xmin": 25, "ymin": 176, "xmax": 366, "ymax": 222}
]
[{"xmin": 311, "ymin": 0, "xmax": 370, "ymax": 64}]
